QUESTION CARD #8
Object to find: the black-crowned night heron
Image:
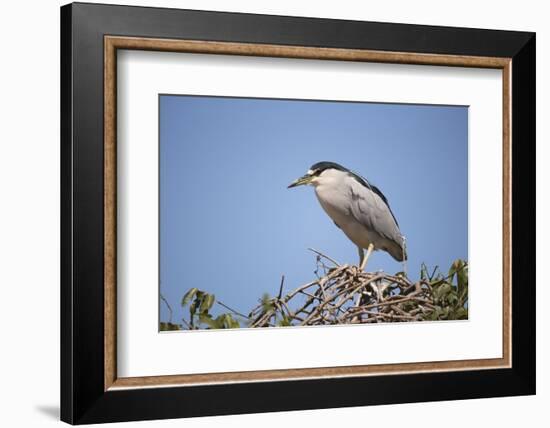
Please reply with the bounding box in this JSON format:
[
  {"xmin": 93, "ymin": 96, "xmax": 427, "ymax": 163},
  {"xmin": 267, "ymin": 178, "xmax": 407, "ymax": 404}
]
[{"xmin": 288, "ymin": 161, "xmax": 407, "ymax": 269}]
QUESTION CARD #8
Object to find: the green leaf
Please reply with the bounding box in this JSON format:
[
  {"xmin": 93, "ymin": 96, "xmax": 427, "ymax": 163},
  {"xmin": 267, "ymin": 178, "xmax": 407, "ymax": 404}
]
[
  {"xmin": 200, "ymin": 293, "xmax": 215, "ymax": 314},
  {"xmin": 159, "ymin": 322, "xmax": 181, "ymax": 331},
  {"xmin": 453, "ymin": 307, "xmax": 468, "ymax": 320},
  {"xmin": 434, "ymin": 283, "xmax": 452, "ymax": 301},
  {"xmin": 189, "ymin": 299, "xmax": 199, "ymax": 317},
  {"xmin": 447, "ymin": 265, "xmax": 456, "ymax": 283},
  {"xmin": 447, "ymin": 292, "xmax": 458, "ymax": 306},
  {"xmin": 261, "ymin": 293, "xmax": 274, "ymax": 313},
  {"xmin": 227, "ymin": 315, "xmax": 240, "ymax": 329},
  {"xmin": 426, "ymin": 306, "xmax": 443, "ymax": 320},
  {"xmin": 277, "ymin": 313, "xmax": 292, "ymax": 327},
  {"xmin": 181, "ymin": 288, "xmax": 198, "ymax": 307},
  {"xmin": 214, "ymin": 314, "xmax": 227, "ymax": 327},
  {"xmin": 199, "ymin": 313, "xmax": 220, "ymax": 329},
  {"xmin": 457, "ymin": 264, "xmax": 468, "ymax": 294}
]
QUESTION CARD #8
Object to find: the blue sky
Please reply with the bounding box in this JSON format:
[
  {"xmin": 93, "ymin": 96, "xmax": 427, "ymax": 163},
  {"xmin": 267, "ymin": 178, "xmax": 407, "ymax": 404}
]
[{"xmin": 159, "ymin": 95, "xmax": 468, "ymax": 325}]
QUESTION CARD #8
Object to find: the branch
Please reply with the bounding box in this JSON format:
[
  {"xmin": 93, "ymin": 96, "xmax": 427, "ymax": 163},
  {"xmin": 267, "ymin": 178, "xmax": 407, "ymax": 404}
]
[
  {"xmin": 160, "ymin": 293, "xmax": 174, "ymax": 324},
  {"xmin": 307, "ymin": 247, "xmax": 340, "ymax": 267},
  {"xmin": 216, "ymin": 300, "xmax": 249, "ymax": 319}
]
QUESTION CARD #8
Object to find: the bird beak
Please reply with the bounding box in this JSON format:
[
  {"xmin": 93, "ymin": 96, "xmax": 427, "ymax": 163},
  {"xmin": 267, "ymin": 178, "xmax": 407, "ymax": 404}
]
[{"xmin": 288, "ymin": 174, "xmax": 312, "ymax": 188}]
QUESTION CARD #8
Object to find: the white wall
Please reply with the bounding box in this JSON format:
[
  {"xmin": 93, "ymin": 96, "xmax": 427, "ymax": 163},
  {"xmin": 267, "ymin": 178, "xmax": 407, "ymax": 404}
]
[{"xmin": 0, "ymin": 1, "xmax": 546, "ymax": 426}]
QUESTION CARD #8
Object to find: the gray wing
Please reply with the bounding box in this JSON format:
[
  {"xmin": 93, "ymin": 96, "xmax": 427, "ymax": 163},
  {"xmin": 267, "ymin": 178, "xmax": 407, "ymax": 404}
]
[{"xmin": 347, "ymin": 177, "xmax": 402, "ymax": 244}]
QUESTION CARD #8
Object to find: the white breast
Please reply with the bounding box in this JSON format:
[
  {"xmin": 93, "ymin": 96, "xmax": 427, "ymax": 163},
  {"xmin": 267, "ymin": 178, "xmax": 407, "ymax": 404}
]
[{"xmin": 313, "ymin": 169, "xmax": 375, "ymax": 249}]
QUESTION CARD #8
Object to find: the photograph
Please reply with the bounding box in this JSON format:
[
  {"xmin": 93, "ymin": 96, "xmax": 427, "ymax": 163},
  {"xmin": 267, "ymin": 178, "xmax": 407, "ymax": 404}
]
[
  {"xmin": 55, "ymin": 2, "xmax": 536, "ymax": 424},
  {"xmin": 159, "ymin": 95, "xmax": 469, "ymax": 331}
]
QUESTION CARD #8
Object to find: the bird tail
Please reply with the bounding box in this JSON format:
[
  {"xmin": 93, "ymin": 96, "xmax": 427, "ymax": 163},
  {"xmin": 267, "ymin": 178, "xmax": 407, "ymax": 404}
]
[{"xmin": 388, "ymin": 236, "xmax": 407, "ymax": 262}]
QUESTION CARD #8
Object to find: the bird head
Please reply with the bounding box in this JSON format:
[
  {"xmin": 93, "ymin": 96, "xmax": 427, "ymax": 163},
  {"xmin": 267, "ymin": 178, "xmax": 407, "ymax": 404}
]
[{"xmin": 287, "ymin": 161, "xmax": 349, "ymax": 188}]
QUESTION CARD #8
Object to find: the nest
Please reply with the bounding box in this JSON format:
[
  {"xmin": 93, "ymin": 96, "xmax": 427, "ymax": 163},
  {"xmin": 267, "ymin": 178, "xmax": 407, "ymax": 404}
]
[
  {"xmin": 248, "ymin": 257, "xmax": 428, "ymax": 327},
  {"xmin": 247, "ymin": 249, "xmax": 468, "ymax": 327},
  {"xmin": 164, "ymin": 249, "xmax": 468, "ymax": 331}
]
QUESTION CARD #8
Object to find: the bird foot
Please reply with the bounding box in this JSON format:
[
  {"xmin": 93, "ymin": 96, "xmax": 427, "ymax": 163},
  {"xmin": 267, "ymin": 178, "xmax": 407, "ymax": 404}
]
[{"xmin": 351, "ymin": 265, "xmax": 362, "ymax": 279}]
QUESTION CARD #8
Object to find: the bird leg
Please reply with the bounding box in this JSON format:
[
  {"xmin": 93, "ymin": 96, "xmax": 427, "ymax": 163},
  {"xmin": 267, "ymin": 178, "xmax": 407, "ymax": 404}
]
[
  {"xmin": 359, "ymin": 243, "xmax": 375, "ymax": 271},
  {"xmin": 357, "ymin": 247, "xmax": 365, "ymax": 269}
]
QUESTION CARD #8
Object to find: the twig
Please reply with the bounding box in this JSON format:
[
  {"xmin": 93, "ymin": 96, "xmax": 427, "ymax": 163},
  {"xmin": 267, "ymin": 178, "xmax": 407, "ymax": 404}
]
[
  {"xmin": 277, "ymin": 275, "xmax": 285, "ymax": 299},
  {"xmin": 160, "ymin": 293, "xmax": 174, "ymax": 324},
  {"xmin": 307, "ymin": 248, "xmax": 340, "ymax": 267},
  {"xmin": 180, "ymin": 317, "xmax": 192, "ymax": 329},
  {"xmin": 217, "ymin": 300, "xmax": 249, "ymax": 319}
]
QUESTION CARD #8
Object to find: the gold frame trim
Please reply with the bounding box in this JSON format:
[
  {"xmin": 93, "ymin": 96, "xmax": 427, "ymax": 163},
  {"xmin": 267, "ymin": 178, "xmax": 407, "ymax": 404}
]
[{"xmin": 104, "ymin": 36, "xmax": 512, "ymax": 391}]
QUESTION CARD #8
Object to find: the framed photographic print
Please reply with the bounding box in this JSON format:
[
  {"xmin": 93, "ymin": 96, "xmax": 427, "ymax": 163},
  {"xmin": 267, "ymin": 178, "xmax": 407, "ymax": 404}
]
[{"xmin": 60, "ymin": 2, "xmax": 535, "ymax": 424}]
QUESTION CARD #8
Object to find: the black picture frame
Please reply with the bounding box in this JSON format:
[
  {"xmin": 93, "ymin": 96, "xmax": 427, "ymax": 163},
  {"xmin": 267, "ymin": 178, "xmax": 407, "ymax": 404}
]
[{"xmin": 61, "ymin": 2, "xmax": 535, "ymax": 424}]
